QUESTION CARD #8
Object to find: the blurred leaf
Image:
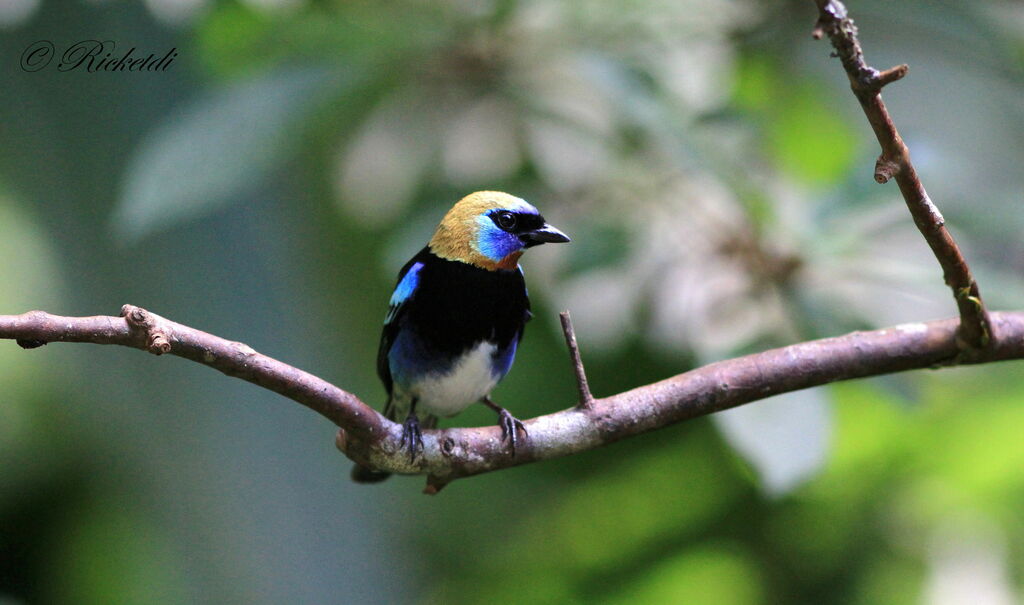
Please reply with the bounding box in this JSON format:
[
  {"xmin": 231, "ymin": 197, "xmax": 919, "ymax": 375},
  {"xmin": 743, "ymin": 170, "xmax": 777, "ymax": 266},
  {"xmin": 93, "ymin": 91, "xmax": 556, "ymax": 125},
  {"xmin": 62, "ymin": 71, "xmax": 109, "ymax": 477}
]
[
  {"xmin": 0, "ymin": 195, "xmax": 64, "ymax": 367},
  {"xmin": 824, "ymin": 382, "xmax": 911, "ymax": 492},
  {"xmin": 563, "ymin": 218, "xmax": 630, "ymax": 275},
  {"xmin": 442, "ymin": 96, "xmax": 522, "ymax": 186},
  {"xmin": 852, "ymin": 556, "xmax": 923, "ymax": 605},
  {"xmin": 48, "ymin": 499, "xmax": 187, "ymax": 605},
  {"xmin": 112, "ymin": 68, "xmax": 349, "ymax": 240},
  {"xmin": 429, "ymin": 427, "xmax": 747, "ymax": 603},
  {"xmin": 196, "ymin": 2, "xmax": 450, "ymax": 79},
  {"xmin": 732, "ymin": 56, "xmax": 776, "ymax": 111},
  {"xmin": 332, "ymin": 87, "xmax": 440, "ymax": 227},
  {"xmin": 600, "ymin": 543, "xmax": 763, "ymax": 605},
  {"xmin": 194, "ymin": 2, "xmax": 274, "ymax": 79},
  {"xmin": 733, "ymin": 57, "xmax": 861, "ymax": 185},
  {"xmin": 526, "ymin": 116, "xmax": 611, "ymax": 191},
  {"xmin": 921, "ymin": 371, "xmax": 1024, "ymax": 511},
  {"xmin": 714, "ymin": 388, "xmax": 833, "ymax": 496},
  {"xmin": 0, "ymin": 195, "xmax": 65, "ymax": 479}
]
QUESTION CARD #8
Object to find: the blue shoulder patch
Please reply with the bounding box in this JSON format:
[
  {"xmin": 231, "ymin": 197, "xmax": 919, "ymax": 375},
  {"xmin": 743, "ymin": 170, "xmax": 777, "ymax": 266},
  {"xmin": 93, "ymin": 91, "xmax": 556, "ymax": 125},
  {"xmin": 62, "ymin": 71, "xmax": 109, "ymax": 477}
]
[
  {"xmin": 390, "ymin": 262, "xmax": 424, "ymax": 306},
  {"xmin": 385, "ymin": 262, "xmax": 424, "ymax": 323}
]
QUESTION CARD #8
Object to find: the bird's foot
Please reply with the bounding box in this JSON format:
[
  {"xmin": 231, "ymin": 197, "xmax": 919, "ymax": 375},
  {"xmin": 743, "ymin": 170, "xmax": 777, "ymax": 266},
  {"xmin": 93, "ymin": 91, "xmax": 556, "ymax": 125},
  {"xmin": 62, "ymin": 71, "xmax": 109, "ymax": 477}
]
[
  {"xmin": 481, "ymin": 397, "xmax": 527, "ymax": 456},
  {"xmin": 497, "ymin": 408, "xmax": 527, "ymax": 456},
  {"xmin": 400, "ymin": 413, "xmax": 424, "ymax": 462}
]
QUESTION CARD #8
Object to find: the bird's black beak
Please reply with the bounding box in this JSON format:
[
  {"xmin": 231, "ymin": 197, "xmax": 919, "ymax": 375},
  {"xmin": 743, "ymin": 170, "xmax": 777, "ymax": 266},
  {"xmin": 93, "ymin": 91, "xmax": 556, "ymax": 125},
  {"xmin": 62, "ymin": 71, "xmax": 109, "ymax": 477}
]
[{"xmin": 521, "ymin": 224, "xmax": 571, "ymax": 247}]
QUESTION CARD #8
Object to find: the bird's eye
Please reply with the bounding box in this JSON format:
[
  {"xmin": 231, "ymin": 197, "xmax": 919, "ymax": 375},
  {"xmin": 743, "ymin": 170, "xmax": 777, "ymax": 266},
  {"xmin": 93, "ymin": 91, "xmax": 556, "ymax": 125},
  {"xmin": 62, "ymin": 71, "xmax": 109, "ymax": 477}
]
[{"xmin": 495, "ymin": 211, "xmax": 517, "ymax": 231}]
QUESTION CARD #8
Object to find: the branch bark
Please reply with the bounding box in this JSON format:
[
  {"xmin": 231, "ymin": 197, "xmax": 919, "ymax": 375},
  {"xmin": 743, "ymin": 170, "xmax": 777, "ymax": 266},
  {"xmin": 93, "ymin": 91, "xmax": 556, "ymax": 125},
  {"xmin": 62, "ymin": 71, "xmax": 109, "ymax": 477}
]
[
  {"xmin": 813, "ymin": 0, "xmax": 992, "ymax": 352},
  {"xmin": 1, "ymin": 306, "xmax": 383, "ymax": 440},
  {"xmin": 4, "ymin": 307, "xmax": 1024, "ymax": 492}
]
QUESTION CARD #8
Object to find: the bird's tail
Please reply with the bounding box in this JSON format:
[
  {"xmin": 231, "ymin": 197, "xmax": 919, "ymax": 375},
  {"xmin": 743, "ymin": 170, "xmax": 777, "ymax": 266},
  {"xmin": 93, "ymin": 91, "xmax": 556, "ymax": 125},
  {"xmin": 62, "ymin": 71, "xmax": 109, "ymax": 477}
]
[{"xmin": 351, "ymin": 464, "xmax": 391, "ymax": 483}]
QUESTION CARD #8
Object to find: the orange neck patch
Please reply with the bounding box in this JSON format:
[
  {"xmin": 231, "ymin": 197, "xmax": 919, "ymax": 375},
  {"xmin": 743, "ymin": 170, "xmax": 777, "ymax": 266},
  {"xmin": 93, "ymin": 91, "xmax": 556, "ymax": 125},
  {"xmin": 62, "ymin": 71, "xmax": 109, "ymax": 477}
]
[{"xmin": 495, "ymin": 251, "xmax": 523, "ymax": 270}]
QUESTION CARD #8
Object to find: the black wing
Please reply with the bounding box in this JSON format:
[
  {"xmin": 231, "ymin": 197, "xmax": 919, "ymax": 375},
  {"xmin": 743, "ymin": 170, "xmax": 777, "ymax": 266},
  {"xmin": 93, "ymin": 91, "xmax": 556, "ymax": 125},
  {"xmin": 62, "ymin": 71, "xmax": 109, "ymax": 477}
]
[
  {"xmin": 376, "ymin": 247, "xmax": 431, "ymax": 400},
  {"xmin": 519, "ymin": 266, "xmax": 532, "ymax": 343}
]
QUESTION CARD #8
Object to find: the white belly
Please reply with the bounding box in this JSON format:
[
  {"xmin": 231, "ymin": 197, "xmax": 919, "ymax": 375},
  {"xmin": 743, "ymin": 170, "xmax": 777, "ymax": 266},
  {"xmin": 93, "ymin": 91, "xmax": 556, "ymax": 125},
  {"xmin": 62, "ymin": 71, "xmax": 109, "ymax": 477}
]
[{"xmin": 412, "ymin": 341, "xmax": 500, "ymax": 417}]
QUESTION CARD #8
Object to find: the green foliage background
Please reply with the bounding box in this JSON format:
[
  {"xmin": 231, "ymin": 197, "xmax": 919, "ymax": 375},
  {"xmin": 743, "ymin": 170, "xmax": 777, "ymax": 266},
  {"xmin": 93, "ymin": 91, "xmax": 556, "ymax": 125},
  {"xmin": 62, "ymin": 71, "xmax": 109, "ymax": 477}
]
[{"xmin": 1, "ymin": 1, "xmax": 1023, "ymax": 603}]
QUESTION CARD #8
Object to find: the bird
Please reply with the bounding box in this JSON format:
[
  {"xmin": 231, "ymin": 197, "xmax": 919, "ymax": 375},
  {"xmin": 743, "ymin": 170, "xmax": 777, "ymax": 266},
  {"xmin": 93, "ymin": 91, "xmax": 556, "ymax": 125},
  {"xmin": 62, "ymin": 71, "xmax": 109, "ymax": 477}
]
[{"xmin": 352, "ymin": 191, "xmax": 570, "ymax": 483}]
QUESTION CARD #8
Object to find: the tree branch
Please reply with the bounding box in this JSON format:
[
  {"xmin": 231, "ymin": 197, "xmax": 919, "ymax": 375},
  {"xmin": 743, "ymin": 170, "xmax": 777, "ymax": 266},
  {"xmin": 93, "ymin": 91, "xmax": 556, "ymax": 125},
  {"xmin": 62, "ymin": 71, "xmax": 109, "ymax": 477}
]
[
  {"xmin": 813, "ymin": 0, "xmax": 992, "ymax": 352},
  {"xmin": 4, "ymin": 307, "xmax": 1024, "ymax": 492},
  {"xmin": 811, "ymin": 0, "xmax": 987, "ymax": 352},
  {"xmin": 0, "ymin": 306, "xmax": 383, "ymax": 440}
]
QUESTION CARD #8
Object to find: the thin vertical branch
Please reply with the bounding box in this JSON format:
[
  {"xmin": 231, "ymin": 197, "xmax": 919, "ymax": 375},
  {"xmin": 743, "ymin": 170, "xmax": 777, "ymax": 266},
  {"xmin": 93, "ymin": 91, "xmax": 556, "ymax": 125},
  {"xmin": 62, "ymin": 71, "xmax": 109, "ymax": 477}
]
[
  {"xmin": 813, "ymin": 0, "xmax": 992, "ymax": 353},
  {"xmin": 559, "ymin": 311, "xmax": 594, "ymax": 409}
]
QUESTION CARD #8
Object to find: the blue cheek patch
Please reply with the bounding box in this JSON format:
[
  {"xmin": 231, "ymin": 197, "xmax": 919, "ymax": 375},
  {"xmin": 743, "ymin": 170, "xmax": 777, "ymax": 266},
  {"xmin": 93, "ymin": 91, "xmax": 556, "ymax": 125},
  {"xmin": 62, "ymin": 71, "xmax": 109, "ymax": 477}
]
[{"xmin": 474, "ymin": 215, "xmax": 522, "ymax": 262}]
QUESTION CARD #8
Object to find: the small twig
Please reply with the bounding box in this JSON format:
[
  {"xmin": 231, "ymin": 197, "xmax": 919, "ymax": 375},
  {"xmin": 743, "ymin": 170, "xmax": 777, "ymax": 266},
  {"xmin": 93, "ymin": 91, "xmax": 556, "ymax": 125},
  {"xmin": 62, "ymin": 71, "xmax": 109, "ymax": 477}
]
[
  {"xmin": 813, "ymin": 0, "xmax": 992, "ymax": 353},
  {"xmin": 873, "ymin": 155, "xmax": 900, "ymax": 184},
  {"xmin": 121, "ymin": 304, "xmax": 171, "ymax": 354},
  {"xmin": 559, "ymin": 310, "xmax": 594, "ymax": 409},
  {"xmin": 875, "ymin": 64, "xmax": 909, "ymax": 90}
]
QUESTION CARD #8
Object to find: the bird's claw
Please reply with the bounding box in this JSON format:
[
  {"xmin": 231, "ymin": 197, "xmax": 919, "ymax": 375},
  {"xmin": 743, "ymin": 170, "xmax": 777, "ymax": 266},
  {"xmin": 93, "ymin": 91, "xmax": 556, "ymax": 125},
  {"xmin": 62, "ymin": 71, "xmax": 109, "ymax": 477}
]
[
  {"xmin": 400, "ymin": 413, "xmax": 423, "ymax": 462},
  {"xmin": 498, "ymin": 409, "xmax": 527, "ymax": 456}
]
